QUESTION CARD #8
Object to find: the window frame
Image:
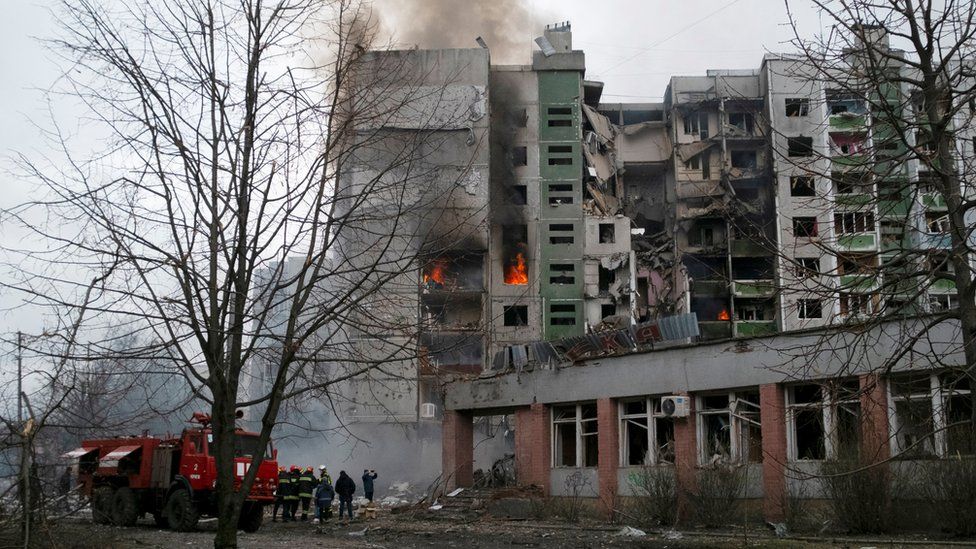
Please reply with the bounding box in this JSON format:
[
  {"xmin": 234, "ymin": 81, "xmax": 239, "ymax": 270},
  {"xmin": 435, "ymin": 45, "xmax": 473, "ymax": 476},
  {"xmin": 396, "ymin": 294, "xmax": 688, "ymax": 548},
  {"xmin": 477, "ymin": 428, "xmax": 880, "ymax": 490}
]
[
  {"xmin": 619, "ymin": 397, "xmax": 676, "ymax": 467},
  {"xmin": 552, "ymin": 403, "xmax": 599, "ymax": 468},
  {"xmin": 695, "ymin": 391, "xmax": 762, "ymax": 465},
  {"xmin": 785, "ymin": 381, "xmax": 861, "ymax": 462}
]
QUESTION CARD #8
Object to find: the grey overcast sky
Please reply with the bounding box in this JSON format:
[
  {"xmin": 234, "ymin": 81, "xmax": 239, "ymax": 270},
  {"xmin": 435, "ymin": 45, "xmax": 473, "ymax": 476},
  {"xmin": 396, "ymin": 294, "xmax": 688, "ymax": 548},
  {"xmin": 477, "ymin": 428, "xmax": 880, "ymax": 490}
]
[{"xmin": 0, "ymin": 0, "xmax": 823, "ymax": 338}]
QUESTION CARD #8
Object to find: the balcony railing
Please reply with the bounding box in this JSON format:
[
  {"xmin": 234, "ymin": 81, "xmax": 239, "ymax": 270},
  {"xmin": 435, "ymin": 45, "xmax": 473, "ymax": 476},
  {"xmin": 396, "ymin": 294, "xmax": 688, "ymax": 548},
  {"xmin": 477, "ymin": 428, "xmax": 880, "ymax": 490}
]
[
  {"xmin": 732, "ymin": 279, "xmax": 776, "ymax": 298},
  {"xmin": 835, "ymin": 233, "xmax": 878, "ymax": 252},
  {"xmin": 734, "ymin": 320, "xmax": 776, "ymax": 337}
]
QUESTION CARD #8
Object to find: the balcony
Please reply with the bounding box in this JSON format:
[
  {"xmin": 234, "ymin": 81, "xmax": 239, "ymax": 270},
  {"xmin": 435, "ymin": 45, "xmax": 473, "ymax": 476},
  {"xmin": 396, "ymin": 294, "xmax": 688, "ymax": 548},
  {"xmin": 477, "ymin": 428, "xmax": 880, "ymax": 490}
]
[
  {"xmin": 839, "ymin": 273, "xmax": 878, "ymax": 292},
  {"xmin": 835, "ymin": 233, "xmax": 878, "ymax": 252},
  {"xmin": 832, "ymin": 154, "xmax": 870, "ymax": 170},
  {"xmin": 834, "ymin": 192, "xmax": 874, "ymax": 208},
  {"xmin": 829, "ymin": 113, "xmax": 867, "ymax": 130},
  {"xmin": 734, "ymin": 320, "xmax": 776, "ymax": 337},
  {"xmin": 676, "ymin": 180, "xmax": 724, "ymax": 199},
  {"xmin": 691, "ymin": 280, "xmax": 729, "ymax": 297},
  {"xmin": 922, "ymin": 193, "xmax": 947, "ymax": 211},
  {"xmin": 878, "ymin": 198, "xmax": 910, "ymax": 218},
  {"xmin": 930, "ymin": 278, "xmax": 957, "ymax": 293},
  {"xmin": 698, "ymin": 321, "xmax": 733, "ymax": 340},
  {"xmin": 730, "ymin": 239, "xmax": 771, "ymax": 256},
  {"xmin": 732, "ymin": 279, "xmax": 775, "ymax": 298}
]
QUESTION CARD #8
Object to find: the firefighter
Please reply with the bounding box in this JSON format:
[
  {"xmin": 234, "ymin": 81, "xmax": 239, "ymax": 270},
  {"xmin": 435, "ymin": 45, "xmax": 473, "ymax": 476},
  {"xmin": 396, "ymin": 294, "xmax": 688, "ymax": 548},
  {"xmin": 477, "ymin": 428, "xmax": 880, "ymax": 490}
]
[
  {"xmin": 272, "ymin": 466, "xmax": 287, "ymax": 522},
  {"xmin": 318, "ymin": 464, "xmax": 332, "ymax": 485},
  {"xmin": 298, "ymin": 466, "xmax": 316, "ymax": 521},
  {"xmin": 314, "ymin": 474, "xmax": 335, "ymax": 524},
  {"xmin": 286, "ymin": 465, "xmax": 301, "ymax": 521}
]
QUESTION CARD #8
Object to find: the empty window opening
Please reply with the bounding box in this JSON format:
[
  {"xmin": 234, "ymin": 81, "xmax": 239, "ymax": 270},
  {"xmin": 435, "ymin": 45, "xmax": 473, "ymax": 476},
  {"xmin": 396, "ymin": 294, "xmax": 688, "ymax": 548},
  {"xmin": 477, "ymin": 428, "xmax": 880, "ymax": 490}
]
[
  {"xmin": 728, "ymin": 112, "xmax": 755, "ymax": 134},
  {"xmin": 620, "ymin": 398, "xmax": 675, "ymax": 466},
  {"xmin": 512, "ymin": 146, "xmax": 527, "ymax": 167},
  {"xmin": 730, "ymin": 150, "xmax": 758, "ymax": 169},
  {"xmin": 793, "ymin": 217, "xmax": 818, "ymax": 238},
  {"xmin": 839, "ymin": 292, "xmax": 874, "ymax": 315},
  {"xmin": 790, "ymin": 176, "xmax": 816, "ymax": 197},
  {"xmin": 598, "ymin": 223, "xmax": 615, "ymax": 244},
  {"xmin": 697, "ymin": 391, "xmax": 762, "ymax": 464},
  {"xmin": 787, "ymin": 381, "xmax": 861, "ymax": 461},
  {"xmin": 785, "ymin": 98, "xmax": 810, "ymax": 117},
  {"xmin": 798, "ymin": 299, "xmax": 822, "ymax": 319},
  {"xmin": 509, "ymin": 185, "xmax": 527, "ymax": 205},
  {"xmin": 547, "ymin": 145, "xmax": 574, "ymax": 166},
  {"xmin": 503, "ymin": 305, "xmax": 528, "ymax": 327},
  {"xmin": 552, "ymin": 404, "xmax": 598, "ymax": 467},
  {"xmin": 549, "ymin": 223, "xmax": 575, "ymax": 245},
  {"xmin": 600, "ymin": 303, "xmax": 616, "ymax": 319},
  {"xmin": 598, "ymin": 265, "xmax": 616, "ymax": 293},
  {"xmin": 788, "ymin": 136, "xmax": 814, "ymax": 157},
  {"xmin": 548, "ymin": 107, "xmax": 572, "ymax": 115},
  {"xmin": 549, "ymin": 119, "xmax": 573, "ymax": 127},
  {"xmin": 795, "ymin": 257, "xmax": 820, "ymax": 278},
  {"xmin": 926, "ymin": 212, "xmax": 950, "ymax": 233},
  {"xmin": 549, "ymin": 263, "xmax": 576, "ymax": 285},
  {"xmin": 683, "ymin": 111, "xmax": 709, "ymax": 139}
]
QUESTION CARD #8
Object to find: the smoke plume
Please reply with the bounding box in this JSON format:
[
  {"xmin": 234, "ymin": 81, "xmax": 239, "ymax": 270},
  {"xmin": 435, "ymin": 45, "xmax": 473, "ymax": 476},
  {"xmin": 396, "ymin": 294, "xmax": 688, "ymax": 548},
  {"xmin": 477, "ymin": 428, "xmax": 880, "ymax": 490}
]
[{"xmin": 373, "ymin": 0, "xmax": 553, "ymax": 64}]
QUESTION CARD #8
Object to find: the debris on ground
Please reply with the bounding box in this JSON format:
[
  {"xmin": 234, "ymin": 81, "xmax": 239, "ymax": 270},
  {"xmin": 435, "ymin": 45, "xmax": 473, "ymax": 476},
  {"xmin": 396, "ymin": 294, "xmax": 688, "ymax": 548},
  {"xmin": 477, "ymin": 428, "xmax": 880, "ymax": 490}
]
[
  {"xmin": 446, "ymin": 488, "xmax": 464, "ymax": 497},
  {"xmin": 615, "ymin": 526, "xmax": 646, "ymax": 537},
  {"xmin": 662, "ymin": 529, "xmax": 683, "ymax": 540}
]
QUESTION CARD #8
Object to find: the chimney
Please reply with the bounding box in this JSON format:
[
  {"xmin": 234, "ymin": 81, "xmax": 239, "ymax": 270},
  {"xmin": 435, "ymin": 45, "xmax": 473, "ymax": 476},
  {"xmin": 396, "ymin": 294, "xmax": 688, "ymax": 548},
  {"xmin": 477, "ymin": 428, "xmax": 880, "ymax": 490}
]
[{"xmin": 544, "ymin": 21, "xmax": 572, "ymax": 52}]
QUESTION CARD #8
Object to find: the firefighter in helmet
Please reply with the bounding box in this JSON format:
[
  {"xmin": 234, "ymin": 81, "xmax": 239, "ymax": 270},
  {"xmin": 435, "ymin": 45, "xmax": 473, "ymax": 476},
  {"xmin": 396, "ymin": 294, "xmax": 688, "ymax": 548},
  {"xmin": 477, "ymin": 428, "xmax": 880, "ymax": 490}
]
[
  {"xmin": 272, "ymin": 466, "xmax": 287, "ymax": 522},
  {"xmin": 283, "ymin": 465, "xmax": 301, "ymax": 521},
  {"xmin": 298, "ymin": 466, "xmax": 316, "ymax": 521}
]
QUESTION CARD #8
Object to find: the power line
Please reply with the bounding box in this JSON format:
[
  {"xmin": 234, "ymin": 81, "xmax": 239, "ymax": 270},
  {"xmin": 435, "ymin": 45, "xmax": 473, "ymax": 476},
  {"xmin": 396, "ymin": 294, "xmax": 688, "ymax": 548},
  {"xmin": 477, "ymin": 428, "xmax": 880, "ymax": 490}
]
[{"xmin": 592, "ymin": 0, "xmax": 749, "ymax": 78}]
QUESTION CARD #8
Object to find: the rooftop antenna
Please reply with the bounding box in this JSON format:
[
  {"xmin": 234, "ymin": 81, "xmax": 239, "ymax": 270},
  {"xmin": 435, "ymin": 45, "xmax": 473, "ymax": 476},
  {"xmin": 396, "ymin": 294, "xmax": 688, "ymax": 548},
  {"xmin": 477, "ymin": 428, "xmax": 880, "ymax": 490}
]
[{"xmin": 475, "ymin": 36, "xmax": 489, "ymax": 49}]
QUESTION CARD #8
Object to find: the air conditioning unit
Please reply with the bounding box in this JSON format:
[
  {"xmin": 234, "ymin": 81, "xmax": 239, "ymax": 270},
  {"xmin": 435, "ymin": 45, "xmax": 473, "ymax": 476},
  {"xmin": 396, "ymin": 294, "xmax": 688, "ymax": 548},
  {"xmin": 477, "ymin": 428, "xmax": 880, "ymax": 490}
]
[
  {"xmin": 661, "ymin": 396, "xmax": 690, "ymax": 418},
  {"xmin": 420, "ymin": 403, "xmax": 438, "ymax": 419}
]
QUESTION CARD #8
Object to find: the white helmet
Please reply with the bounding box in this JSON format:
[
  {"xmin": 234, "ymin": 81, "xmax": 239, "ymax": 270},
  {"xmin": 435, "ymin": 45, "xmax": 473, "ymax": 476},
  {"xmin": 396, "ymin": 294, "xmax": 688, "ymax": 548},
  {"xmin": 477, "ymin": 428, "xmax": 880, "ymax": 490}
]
[{"xmin": 318, "ymin": 464, "xmax": 326, "ymax": 470}]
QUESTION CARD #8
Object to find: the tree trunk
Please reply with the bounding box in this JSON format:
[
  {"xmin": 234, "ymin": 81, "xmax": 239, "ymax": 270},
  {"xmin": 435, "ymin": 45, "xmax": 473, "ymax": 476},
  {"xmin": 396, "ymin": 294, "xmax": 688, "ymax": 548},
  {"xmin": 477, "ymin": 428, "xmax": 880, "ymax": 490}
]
[{"xmin": 212, "ymin": 396, "xmax": 242, "ymax": 549}]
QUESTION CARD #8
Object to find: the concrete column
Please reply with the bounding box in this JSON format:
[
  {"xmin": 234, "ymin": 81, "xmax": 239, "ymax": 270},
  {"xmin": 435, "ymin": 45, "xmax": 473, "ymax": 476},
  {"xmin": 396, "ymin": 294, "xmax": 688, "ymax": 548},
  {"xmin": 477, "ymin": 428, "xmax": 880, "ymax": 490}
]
[
  {"xmin": 596, "ymin": 398, "xmax": 619, "ymax": 519},
  {"xmin": 442, "ymin": 409, "xmax": 474, "ymax": 491},
  {"xmin": 514, "ymin": 403, "xmax": 550, "ymax": 495},
  {"xmin": 759, "ymin": 383, "xmax": 788, "ymax": 522},
  {"xmin": 672, "ymin": 393, "xmax": 697, "ymax": 522},
  {"xmin": 860, "ymin": 374, "xmax": 891, "ymax": 463}
]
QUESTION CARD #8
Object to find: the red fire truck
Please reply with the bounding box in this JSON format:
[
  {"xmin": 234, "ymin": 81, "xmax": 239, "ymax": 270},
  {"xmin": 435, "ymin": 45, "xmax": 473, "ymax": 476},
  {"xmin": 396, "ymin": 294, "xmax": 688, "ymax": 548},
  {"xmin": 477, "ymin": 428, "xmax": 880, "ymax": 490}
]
[{"xmin": 63, "ymin": 412, "xmax": 278, "ymax": 532}]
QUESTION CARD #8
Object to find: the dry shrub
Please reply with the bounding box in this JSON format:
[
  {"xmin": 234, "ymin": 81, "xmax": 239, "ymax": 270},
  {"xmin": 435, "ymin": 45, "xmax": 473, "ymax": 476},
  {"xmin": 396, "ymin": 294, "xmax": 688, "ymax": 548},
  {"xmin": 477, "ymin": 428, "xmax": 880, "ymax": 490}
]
[
  {"xmin": 919, "ymin": 456, "xmax": 976, "ymax": 536},
  {"xmin": 819, "ymin": 457, "xmax": 890, "ymax": 533},
  {"xmin": 688, "ymin": 464, "xmax": 744, "ymax": 527},
  {"xmin": 627, "ymin": 465, "xmax": 677, "ymax": 527}
]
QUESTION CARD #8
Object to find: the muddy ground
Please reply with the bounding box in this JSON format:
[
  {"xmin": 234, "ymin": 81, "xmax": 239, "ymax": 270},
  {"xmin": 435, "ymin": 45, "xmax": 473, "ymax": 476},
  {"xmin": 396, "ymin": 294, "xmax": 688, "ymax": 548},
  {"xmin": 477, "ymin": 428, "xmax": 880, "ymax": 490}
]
[{"xmin": 18, "ymin": 513, "xmax": 972, "ymax": 549}]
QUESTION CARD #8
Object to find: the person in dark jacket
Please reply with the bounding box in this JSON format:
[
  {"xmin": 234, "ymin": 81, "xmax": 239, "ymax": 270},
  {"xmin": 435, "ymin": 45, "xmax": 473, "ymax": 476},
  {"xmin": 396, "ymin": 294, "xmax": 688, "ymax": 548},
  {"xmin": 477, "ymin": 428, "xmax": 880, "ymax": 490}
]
[
  {"xmin": 286, "ymin": 466, "xmax": 301, "ymax": 521},
  {"xmin": 313, "ymin": 476, "xmax": 335, "ymax": 523},
  {"xmin": 298, "ymin": 466, "xmax": 316, "ymax": 521},
  {"xmin": 58, "ymin": 466, "xmax": 72, "ymax": 511},
  {"xmin": 334, "ymin": 470, "xmax": 356, "ymax": 521},
  {"xmin": 272, "ymin": 467, "xmax": 287, "ymax": 522},
  {"xmin": 361, "ymin": 469, "xmax": 378, "ymax": 503}
]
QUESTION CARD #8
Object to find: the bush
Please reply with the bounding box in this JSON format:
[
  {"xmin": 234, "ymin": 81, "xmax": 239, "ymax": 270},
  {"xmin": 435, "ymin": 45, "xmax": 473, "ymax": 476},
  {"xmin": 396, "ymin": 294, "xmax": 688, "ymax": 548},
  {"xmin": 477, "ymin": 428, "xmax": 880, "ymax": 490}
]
[
  {"xmin": 819, "ymin": 457, "xmax": 890, "ymax": 533},
  {"xmin": 920, "ymin": 457, "xmax": 976, "ymax": 536},
  {"xmin": 688, "ymin": 464, "xmax": 744, "ymax": 527},
  {"xmin": 627, "ymin": 465, "xmax": 678, "ymax": 527}
]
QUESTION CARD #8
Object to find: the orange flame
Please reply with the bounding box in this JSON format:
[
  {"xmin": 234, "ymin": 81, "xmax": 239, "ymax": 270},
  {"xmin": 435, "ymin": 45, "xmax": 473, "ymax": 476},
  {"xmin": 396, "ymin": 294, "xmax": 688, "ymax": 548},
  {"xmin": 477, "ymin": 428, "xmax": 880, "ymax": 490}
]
[
  {"xmin": 504, "ymin": 253, "xmax": 528, "ymax": 285},
  {"xmin": 717, "ymin": 309, "xmax": 731, "ymax": 321},
  {"xmin": 423, "ymin": 259, "xmax": 447, "ymax": 285}
]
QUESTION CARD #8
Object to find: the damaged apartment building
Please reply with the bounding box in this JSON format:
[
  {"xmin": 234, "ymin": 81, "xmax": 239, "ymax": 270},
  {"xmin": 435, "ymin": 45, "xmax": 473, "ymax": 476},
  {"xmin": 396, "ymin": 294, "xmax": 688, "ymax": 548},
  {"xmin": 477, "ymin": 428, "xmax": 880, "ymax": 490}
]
[{"xmin": 283, "ymin": 21, "xmax": 972, "ymax": 492}]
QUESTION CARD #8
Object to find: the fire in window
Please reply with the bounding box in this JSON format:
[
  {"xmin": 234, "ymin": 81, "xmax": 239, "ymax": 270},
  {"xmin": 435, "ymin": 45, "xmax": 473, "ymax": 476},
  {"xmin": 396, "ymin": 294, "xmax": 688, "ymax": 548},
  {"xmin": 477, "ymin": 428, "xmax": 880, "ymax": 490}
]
[{"xmin": 502, "ymin": 225, "xmax": 528, "ymax": 285}]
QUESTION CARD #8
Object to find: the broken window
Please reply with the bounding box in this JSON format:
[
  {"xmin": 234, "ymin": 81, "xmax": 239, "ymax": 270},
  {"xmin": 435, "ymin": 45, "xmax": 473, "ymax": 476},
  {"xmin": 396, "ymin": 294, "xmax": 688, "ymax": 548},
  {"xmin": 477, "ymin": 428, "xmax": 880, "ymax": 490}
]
[
  {"xmin": 512, "ymin": 146, "xmax": 527, "ymax": 167},
  {"xmin": 941, "ymin": 371, "xmax": 975, "ymax": 455},
  {"xmin": 549, "ymin": 303, "xmax": 577, "ymax": 326},
  {"xmin": 547, "ymin": 145, "xmax": 574, "ymax": 166},
  {"xmin": 785, "ymin": 98, "xmax": 810, "ymax": 117},
  {"xmin": 549, "ymin": 263, "xmax": 575, "ymax": 285},
  {"xmin": 930, "ymin": 293, "xmax": 959, "ymax": 312},
  {"xmin": 788, "ymin": 136, "xmax": 814, "ymax": 157},
  {"xmin": 598, "ymin": 265, "xmax": 615, "ymax": 293},
  {"xmin": 787, "ymin": 381, "xmax": 861, "ymax": 461},
  {"xmin": 792, "ymin": 217, "xmax": 818, "ymax": 238},
  {"xmin": 728, "ymin": 112, "xmax": 755, "ymax": 134},
  {"xmin": 834, "ymin": 211, "xmax": 875, "ymax": 234},
  {"xmin": 730, "ymin": 150, "xmax": 758, "ymax": 169},
  {"xmin": 552, "ymin": 403, "xmax": 598, "ymax": 468},
  {"xmin": 890, "ymin": 374, "xmax": 938, "ymax": 457},
  {"xmin": 598, "ymin": 223, "xmax": 615, "ymax": 244},
  {"xmin": 509, "ymin": 185, "xmax": 527, "ymax": 205},
  {"xmin": 697, "ymin": 391, "xmax": 762, "ymax": 465},
  {"xmin": 503, "ymin": 305, "xmax": 528, "ymax": 327},
  {"xmin": 684, "ymin": 155, "xmax": 701, "ymax": 171},
  {"xmin": 683, "ymin": 111, "xmax": 709, "ymax": 139},
  {"xmin": 548, "ymin": 223, "xmax": 574, "ymax": 245},
  {"xmin": 600, "ymin": 303, "xmax": 616, "ymax": 319},
  {"xmin": 797, "ymin": 299, "xmax": 822, "ymax": 319},
  {"xmin": 736, "ymin": 304, "xmax": 766, "ymax": 321},
  {"xmin": 548, "ymin": 183, "xmax": 574, "ymax": 205},
  {"xmin": 620, "ymin": 398, "xmax": 676, "ymax": 466},
  {"xmin": 790, "ymin": 176, "xmax": 816, "ymax": 197},
  {"xmin": 926, "ymin": 212, "xmax": 950, "ymax": 233},
  {"xmin": 833, "ymin": 171, "xmax": 870, "ymax": 195},
  {"xmin": 839, "ymin": 292, "xmax": 874, "ymax": 315}
]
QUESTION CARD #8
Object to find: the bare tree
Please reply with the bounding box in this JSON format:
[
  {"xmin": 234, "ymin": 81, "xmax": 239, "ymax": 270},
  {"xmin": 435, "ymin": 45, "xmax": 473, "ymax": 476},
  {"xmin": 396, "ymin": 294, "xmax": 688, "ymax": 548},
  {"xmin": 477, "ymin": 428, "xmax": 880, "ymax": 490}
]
[{"xmin": 2, "ymin": 0, "xmax": 486, "ymax": 547}]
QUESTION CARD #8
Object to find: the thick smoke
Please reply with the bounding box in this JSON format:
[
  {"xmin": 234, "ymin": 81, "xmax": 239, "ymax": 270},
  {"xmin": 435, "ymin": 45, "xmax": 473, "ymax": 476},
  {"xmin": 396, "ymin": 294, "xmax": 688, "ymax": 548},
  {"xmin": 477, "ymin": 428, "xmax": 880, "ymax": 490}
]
[{"xmin": 373, "ymin": 0, "xmax": 552, "ymax": 64}]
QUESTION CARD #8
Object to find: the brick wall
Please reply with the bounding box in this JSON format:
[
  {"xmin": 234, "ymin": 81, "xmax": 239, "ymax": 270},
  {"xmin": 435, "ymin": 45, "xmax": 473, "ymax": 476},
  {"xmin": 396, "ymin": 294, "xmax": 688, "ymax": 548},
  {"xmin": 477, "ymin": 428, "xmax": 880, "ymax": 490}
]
[
  {"xmin": 514, "ymin": 403, "xmax": 551, "ymax": 494},
  {"xmin": 442, "ymin": 409, "xmax": 474, "ymax": 490},
  {"xmin": 596, "ymin": 398, "xmax": 619, "ymax": 518},
  {"xmin": 759, "ymin": 383, "xmax": 787, "ymax": 522},
  {"xmin": 860, "ymin": 374, "xmax": 890, "ymax": 463},
  {"xmin": 672, "ymin": 393, "xmax": 697, "ymax": 522}
]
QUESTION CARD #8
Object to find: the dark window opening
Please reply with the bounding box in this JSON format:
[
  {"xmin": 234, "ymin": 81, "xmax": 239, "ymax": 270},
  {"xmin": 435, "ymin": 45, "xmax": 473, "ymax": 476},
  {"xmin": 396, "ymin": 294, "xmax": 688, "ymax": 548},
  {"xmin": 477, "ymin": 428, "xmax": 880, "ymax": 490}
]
[
  {"xmin": 549, "ymin": 195, "xmax": 574, "ymax": 205},
  {"xmin": 598, "ymin": 223, "xmax": 615, "ymax": 244},
  {"xmin": 549, "ymin": 145, "xmax": 573, "ymax": 153},
  {"xmin": 509, "ymin": 185, "xmax": 527, "ymax": 205},
  {"xmin": 785, "ymin": 98, "xmax": 810, "ymax": 117},
  {"xmin": 798, "ymin": 299, "xmax": 823, "ymax": 319},
  {"xmin": 788, "ymin": 136, "xmax": 814, "ymax": 157},
  {"xmin": 730, "ymin": 150, "xmax": 758, "ymax": 169},
  {"xmin": 796, "ymin": 257, "xmax": 820, "ymax": 277},
  {"xmin": 551, "ymin": 304, "xmax": 576, "ymax": 313},
  {"xmin": 601, "ymin": 304, "xmax": 616, "ymax": 318},
  {"xmin": 512, "ymin": 146, "xmax": 527, "ymax": 167},
  {"xmin": 548, "ymin": 107, "xmax": 572, "ymax": 115},
  {"xmin": 728, "ymin": 112, "xmax": 755, "ymax": 134},
  {"xmin": 549, "ymin": 184, "xmax": 573, "ymax": 192},
  {"xmin": 503, "ymin": 305, "xmax": 528, "ymax": 327},
  {"xmin": 793, "ymin": 217, "xmax": 818, "ymax": 238},
  {"xmin": 550, "ymin": 263, "xmax": 575, "ymax": 285},
  {"xmin": 548, "ymin": 157, "xmax": 573, "ymax": 166},
  {"xmin": 598, "ymin": 265, "xmax": 615, "ymax": 292},
  {"xmin": 794, "ymin": 408, "xmax": 826, "ymax": 459},
  {"xmin": 548, "ymin": 119, "xmax": 573, "ymax": 127},
  {"xmin": 790, "ymin": 176, "xmax": 816, "ymax": 197}
]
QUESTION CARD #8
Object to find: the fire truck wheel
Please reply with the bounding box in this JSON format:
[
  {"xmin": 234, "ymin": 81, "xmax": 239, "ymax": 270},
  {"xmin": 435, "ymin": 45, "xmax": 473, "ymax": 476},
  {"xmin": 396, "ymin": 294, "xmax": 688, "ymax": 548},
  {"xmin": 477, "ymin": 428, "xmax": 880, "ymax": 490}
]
[
  {"xmin": 238, "ymin": 502, "xmax": 264, "ymax": 533},
  {"xmin": 165, "ymin": 489, "xmax": 199, "ymax": 532},
  {"xmin": 92, "ymin": 486, "xmax": 114, "ymax": 524},
  {"xmin": 110, "ymin": 487, "xmax": 139, "ymax": 526}
]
